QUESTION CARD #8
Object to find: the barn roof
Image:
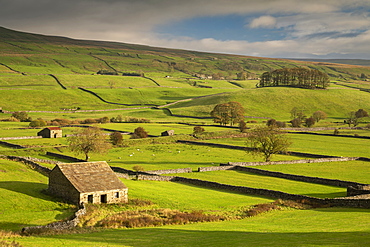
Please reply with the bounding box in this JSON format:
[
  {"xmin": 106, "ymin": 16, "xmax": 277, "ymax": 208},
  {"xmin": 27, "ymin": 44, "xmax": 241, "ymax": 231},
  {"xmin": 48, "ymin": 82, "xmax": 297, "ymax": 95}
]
[
  {"xmin": 53, "ymin": 161, "xmax": 127, "ymax": 193},
  {"xmin": 47, "ymin": 127, "xmax": 61, "ymax": 130}
]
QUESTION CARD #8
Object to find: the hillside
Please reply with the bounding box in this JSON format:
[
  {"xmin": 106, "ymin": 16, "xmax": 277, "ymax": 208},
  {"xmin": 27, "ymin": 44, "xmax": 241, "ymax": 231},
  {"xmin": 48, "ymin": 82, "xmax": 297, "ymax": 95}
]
[{"xmin": 1, "ymin": 26, "xmax": 370, "ymax": 120}]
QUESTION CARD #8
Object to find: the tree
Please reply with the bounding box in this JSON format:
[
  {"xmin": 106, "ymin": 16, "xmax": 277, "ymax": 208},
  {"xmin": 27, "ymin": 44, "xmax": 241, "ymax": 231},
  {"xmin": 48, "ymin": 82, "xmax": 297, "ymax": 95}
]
[
  {"xmin": 312, "ymin": 111, "xmax": 327, "ymax": 123},
  {"xmin": 67, "ymin": 126, "xmax": 111, "ymax": 161},
  {"xmin": 210, "ymin": 103, "xmax": 231, "ymax": 126},
  {"xmin": 110, "ymin": 131, "xmax": 123, "ymax": 146},
  {"xmin": 132, "ymin": 165, "xmax": 145, "ymax": 180},
  {"xmin": 355, "ymin": 109, "xmax": 369, "ymax": 119},
  {"xmin": 290, "ymin": 107, "xmax": 306, "ymax": 120},
  {"xmin": 210, "ymin": 101, "xmax": 245, "ymax": 126},
  {"xmin": 305, "ymin": 117, "xmax": 315, "ymax": 127},
  {"xmin": 239, "ymin": 120, "xmax": 247, "ymax": 132},
  {"xmin": 247, "ymin": 127, "xmax": 291, "ymax": 162},
  {"xmin": 131, "ymin": 127, "xmax": 148, "ymax": 139},
  {"xmin": 12, "ymin": 111, "xmax": 31, "ymax": 122},
  {"xmin": 345, "ymin": 111, "xmax": 358, "ymax": 127},
  {"xmin": 290, "ymin": 118, "xmax": 302, "ymax": 128},
  {"xmin": 346, "ymin": 109, "xmax": 369, "ymax": 127}
]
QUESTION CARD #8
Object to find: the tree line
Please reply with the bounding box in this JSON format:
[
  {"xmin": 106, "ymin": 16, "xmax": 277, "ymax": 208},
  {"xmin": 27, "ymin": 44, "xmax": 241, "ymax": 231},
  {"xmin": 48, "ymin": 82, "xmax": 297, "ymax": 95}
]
[{"xmin": 258, "ymin": 68, "xmax": 330, "ymax": 89}]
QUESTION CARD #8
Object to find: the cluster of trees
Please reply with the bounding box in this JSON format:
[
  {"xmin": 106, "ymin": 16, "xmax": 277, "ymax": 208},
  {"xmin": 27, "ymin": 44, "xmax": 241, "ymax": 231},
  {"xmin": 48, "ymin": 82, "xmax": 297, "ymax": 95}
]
[
  {"xmin": 289, "ymin": 108, "xmax": 327, "ymax": 128},
  {"xmin": 345, "ymin": 109, "xmax": 369, "ymax": 127},
  {"xmin": 16, "ymin": 115, "xmax": 151, "ymax": 127},
  {"xmin": 258, "ymin": 68, "xmax": 330, "ymax": 89},
  {"xmin": 68, "ymin": 126, "xmax": 150, "ymax": 161},
  {"xmin": 210, "ymin": 101, "xmax": 245, "ymax": 126}
]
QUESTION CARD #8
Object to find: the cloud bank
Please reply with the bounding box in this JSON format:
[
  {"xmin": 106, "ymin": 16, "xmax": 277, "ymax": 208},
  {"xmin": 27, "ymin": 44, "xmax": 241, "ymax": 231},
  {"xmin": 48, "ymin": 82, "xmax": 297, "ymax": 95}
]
[{"xmin": 0, "ymin": 0, "xmax": 369, "ymax": 58}]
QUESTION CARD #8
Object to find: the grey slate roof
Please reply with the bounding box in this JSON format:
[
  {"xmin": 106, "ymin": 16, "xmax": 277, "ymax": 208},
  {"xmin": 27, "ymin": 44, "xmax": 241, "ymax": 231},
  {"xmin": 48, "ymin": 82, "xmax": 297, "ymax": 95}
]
[{"xmin": 54, "ymin": 161, "xmax": 127, "ymax": 193}]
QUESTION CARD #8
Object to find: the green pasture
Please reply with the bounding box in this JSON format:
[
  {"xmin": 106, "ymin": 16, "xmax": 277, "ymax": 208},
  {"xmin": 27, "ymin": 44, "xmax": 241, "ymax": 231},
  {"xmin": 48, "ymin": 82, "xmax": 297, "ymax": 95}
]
[
  {"xmin": 258, "ymin": 160, "xmax": 370, "ymax": 184},
  {"xmin": 177, "ymin": 170, "xmax": 346, "ymax": 198},
  {"xmin": 0, "ymin": 89, "xmax": 118, "ymax": 111},
  {"xmin": 0, "ymin": 159, "xmax": 75, "ymax": 231},
  {"xmin": 202, "ymin": 132, "xmax": 370, "ymax": 159},
  {"xmin": 289, "ymin": 134, "xmax": 370, "ymax": 158},
  {"xmin": 169, "ymin": 86, "xmax": 370, "ymax": 119},
  {"xmin": 101, "ymin": 122, "xmax": 228, "ymax": 136},
  {"xmin": 86, "ymin": 87, "xmax": 235, "ymax": 106},
  {"xmin": 124, "ymin": 179, "xmax": 272, "ymax": 211},
  {"xmin": 56, "ymin": 74, "xmax": 159, "ymax": 89},
  {"xmin": 313, "ymin": 128, "xmax": 370, "ymax": 137},
  {"xmin": 0, "ymin": 75, "xmax": 59, "ymax": 89},
  {"xmin": 15, "ymin": 207, "xmax": 370, "ymax": 246}
]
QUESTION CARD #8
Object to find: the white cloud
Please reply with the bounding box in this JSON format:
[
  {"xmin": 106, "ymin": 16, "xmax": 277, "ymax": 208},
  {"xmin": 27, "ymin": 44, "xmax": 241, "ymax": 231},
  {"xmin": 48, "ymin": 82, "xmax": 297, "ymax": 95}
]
[{"xmin": 249, "ymin": 16, "xmax": 276, "ymax": 28}]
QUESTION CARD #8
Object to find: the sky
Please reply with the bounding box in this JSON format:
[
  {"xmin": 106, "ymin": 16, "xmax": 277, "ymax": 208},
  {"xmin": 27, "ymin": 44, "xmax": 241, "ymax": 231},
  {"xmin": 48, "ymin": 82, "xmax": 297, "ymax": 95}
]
[{"xmin": 1, "ymin": 0, "xmax": 370, "ymax": 59}]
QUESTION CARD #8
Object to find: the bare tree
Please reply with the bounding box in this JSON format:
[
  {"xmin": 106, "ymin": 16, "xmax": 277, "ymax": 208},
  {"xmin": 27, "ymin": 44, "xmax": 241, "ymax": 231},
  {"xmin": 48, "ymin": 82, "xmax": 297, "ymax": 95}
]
[{"xmin": 67, "ymin": 126, "xmax": 111, "ymax": 161}]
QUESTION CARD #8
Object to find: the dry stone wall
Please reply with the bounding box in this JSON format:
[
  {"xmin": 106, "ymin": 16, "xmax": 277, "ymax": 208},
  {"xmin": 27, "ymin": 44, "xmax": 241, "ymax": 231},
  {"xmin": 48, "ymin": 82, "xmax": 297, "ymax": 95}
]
[{"xmin": 21, "ymin": 203, "xmax": 86, "ymax": 235}]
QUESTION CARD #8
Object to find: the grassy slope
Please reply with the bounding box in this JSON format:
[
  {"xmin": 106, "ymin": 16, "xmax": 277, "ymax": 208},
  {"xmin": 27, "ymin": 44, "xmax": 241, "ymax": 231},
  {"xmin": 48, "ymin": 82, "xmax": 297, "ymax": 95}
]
[
  {"xmin": 169, "ymin": 87, "xmax": 370, "ymax": 119},
  {"xmin": 0, "ymin": 159, "xmax": 75, "ymax": 231}
]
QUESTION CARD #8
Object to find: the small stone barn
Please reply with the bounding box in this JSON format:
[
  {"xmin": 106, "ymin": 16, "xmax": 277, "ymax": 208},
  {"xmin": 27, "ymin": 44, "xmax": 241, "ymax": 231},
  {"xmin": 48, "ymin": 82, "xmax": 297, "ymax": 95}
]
[
  {"xmin": 48, "ymin": 161, "xmax": 128, "ymax": 205},
  {"xmin": 37, "ymin": 127, "xmax": 62, "ymax": 138}
]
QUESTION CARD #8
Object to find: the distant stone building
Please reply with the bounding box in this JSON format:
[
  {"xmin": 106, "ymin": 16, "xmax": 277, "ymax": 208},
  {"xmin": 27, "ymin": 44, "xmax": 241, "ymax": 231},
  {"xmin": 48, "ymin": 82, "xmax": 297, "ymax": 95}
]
[
  {"xmin": 37, "ymin": 127, "xmax": 62, "ymax": 138},
  {"xmin": 48, "ymin": 161, "xmax": 128, "ymax": 205},
  {"xmin": 161, "ymin": 130, "xmax": 174, "ymax": 136}
]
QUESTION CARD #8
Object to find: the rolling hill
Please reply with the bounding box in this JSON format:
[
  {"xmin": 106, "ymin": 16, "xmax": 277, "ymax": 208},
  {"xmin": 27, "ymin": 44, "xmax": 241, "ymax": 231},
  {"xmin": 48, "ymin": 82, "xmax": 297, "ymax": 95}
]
[{"xmin": 1, "ymin": 26, "xmax": 370, "ymax": 120}]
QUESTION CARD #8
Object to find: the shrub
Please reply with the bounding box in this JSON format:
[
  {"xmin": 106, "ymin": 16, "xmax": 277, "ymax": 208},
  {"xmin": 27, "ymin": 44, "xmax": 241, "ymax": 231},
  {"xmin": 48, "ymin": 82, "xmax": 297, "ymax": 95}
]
[
  {"xmin": 29, "ymin": 118, "xmax": 47, "ymax": 127},
  {"xmin": 131, "ymin": 127, "xmax": 148, "ymax": 139},
  {"xmin": 290, "ymin": 118, "xmax": 302, "ymax": 127},
  {"xmin": 11, "ymin": 111, "xmax": 31, "ymax": 122},
  {"xmin": 193, "ymin": 126, "xmax": 205, "ymax": 136},
  {"xmin": 334, "ymin": 129, "xmax": 340, "ymax": 135},
  {"xmin": 276, "ymin": 121, "xmax": 286, "ymax": 128},
  {"xmin": 110, "ymin": 132, "xmax": 123, "ymax": 146},
  {"xmin": 266, "ymin": 119, "xmax": 277, "ymax": 127}
]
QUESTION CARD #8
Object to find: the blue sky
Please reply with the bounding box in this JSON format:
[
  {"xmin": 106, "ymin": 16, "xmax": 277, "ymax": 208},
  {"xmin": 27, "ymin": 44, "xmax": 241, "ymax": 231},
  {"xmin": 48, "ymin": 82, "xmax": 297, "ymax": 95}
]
[{"xmin": 1, "ymin": 0, "xmax": 370, "ymax": 59}]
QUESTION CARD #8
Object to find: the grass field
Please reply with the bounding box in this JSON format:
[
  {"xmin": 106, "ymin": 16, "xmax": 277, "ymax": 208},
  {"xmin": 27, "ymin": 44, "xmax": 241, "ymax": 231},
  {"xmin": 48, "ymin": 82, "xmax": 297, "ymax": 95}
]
[
  {"xmin": 0, "ymin": 160, "xmax": 75, "ymax": 231},
  {"xmin": 1, "ymin": 27, "xmax": 370, "ymax": 247},
  {"xmin": 15, "ymin": 208, "xmax": 370, "ymax": 247}
]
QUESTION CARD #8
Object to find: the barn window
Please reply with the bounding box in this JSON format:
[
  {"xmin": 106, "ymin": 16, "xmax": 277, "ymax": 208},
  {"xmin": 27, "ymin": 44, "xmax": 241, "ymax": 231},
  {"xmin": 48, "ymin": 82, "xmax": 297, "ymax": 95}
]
[
  {"xmin": 88, "ymin": 194, "xmax": 93, "ymax": 203},
  {"xmin": 115, "ymin": 192, "xmax": 120, "ymax": 198}
]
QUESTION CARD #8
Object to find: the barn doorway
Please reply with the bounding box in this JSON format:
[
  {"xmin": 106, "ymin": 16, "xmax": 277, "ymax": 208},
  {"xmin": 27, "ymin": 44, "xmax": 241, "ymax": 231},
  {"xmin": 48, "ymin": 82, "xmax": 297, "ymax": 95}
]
[
  {"xmin": 88, "ymin": 195, "xmax": 93, "ymax": 203},
  {"xmin": 101, "ymin": 194, "xmax": 107, "ymax": 203}
]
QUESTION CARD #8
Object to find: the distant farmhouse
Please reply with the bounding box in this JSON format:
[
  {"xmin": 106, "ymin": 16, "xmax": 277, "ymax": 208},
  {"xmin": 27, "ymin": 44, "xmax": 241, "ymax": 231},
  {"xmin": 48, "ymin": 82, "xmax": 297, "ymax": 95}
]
[
  {"xmin": 48, "ymin": 161, "xmax": 128, "ymax": 205},
  {"xmin": 37, "ymin": 127, "xmax": 62, "ymax": 138}
]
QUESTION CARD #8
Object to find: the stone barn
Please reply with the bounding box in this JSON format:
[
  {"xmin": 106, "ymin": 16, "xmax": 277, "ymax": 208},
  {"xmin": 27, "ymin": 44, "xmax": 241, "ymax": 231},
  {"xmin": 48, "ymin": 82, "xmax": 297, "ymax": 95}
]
[
  {"xmin": 37, "ymin": 127, "xmax": 62, "ymax": 138},
  {"xmin": 161, "ymin": 130, "xmax": 174, "ymax": 136},
  {"xmin": 48, "ymin": 161, "xmax": 128, "ymax": 205}
]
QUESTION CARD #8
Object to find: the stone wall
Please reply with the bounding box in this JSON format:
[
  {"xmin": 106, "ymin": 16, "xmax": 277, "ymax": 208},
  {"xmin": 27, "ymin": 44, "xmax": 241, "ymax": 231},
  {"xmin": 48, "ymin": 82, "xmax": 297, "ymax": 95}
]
[
  {"xmin": 46, "ymin": 151, "xmax": 86, "ymax": 162},
  {"xmin": 231, "ymin": 166, "xmax": 367, "ymax": 188},
  {"xmin": 146, "ymin": 168, "xmax": 192, "ymax": 174},
  {"xmin": 0, "ymin": 136, "xmax": 42, "ymax": 140},
  {"xmin": 0, "ymin": 140, "xmax": 26, "ymax": 149},
  {"xmin": 0, "ymin": 155, "xmax": 51, "ymax": 176},
  {"xmin": 21, "ymin": 203, "xmax": 87, "ymax": 235},
  {"xmin": 228, "ymin": 157, "xmax": 359, "ymax": 167}
]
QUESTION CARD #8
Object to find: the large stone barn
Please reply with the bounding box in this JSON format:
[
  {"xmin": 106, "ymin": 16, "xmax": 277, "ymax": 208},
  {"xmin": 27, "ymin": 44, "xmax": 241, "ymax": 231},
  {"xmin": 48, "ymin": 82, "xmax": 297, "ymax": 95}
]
[
  {"xmin": 48, "ymin": 161, "xmax": 128, "ymax": 205},
  {"xmin": 37, "ymin": 127, "xmax": 62, "ymax": 138}
]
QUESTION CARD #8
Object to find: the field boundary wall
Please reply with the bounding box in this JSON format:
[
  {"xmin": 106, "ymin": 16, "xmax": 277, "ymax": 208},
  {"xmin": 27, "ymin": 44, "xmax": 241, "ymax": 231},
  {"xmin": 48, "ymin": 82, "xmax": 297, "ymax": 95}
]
[{"xmin": 21, "ymin": 203, "xmax": 86, "ymax": 235}]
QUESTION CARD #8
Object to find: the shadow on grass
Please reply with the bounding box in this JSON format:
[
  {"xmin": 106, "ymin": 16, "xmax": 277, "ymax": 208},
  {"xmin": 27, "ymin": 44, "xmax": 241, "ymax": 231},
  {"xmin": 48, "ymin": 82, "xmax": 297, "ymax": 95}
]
[
  {"xmin": 0, "ymin": 181, "xmax": 59, "ymax": 202},
  {"xmin": 23, "ymin": 228, "xmax": 370, "ymax": 247}
]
